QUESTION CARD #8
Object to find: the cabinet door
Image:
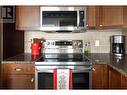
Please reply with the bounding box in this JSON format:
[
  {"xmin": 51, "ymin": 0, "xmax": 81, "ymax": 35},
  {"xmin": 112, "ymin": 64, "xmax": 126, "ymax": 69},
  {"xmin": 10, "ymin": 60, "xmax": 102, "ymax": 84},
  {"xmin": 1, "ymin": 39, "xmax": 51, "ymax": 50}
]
[
  {"xmin": 108, "ymin": 67, "xmax": 121, "ymax": 89},
  {"xmin": 3, "ymin": 74, "xmax": 34, "ymax": 89},
  {"xmin": 92, "ymin": 64, "xmax": 108, "ymax": 89},
  {"xmin": 86, "ymin": 6, "xmax": 100, "ymax": 30},
  {"xmin": 3, "ymin": 64, "xmax": 35, "ymax": 74},
  {"xmin": 123, "ymin": 6, "xmax": 127, "ymax": 28},
  {"xmin": 2, "ymin": 63, "xmax": 35, "ymax": 89},
  {"xmin": 121, "ymin": 75, "xmax": 127, "ymax": 89},
  {"xmin": 16, "ymin": 6, "xmax": 40, "ymax": 30},
  {"xmin": 86, "ymin": 6, "xmax": 96, "ymax": 29},
  {"xmin": 101, "ymin": 6, "xmax": 123, "ymax": 29}
]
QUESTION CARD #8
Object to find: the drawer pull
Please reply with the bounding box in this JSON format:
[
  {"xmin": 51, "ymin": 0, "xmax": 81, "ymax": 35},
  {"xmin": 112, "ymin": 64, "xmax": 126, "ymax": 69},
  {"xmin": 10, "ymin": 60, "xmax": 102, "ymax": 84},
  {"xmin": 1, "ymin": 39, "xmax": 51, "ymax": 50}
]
[
  {"xmin": 99, "ymin": 25, "xmax": 103, "ymax": 27},
  {"xmin": 31, "ymin": 78, "xmax": 34, "ymax": 83},
  {"xmin": 92, "ymin": 68, "xmax": 96, "ymax": 71},
  {"xmin": 15, "ymin": 68, "xmax": 22, "ymax": 71}
]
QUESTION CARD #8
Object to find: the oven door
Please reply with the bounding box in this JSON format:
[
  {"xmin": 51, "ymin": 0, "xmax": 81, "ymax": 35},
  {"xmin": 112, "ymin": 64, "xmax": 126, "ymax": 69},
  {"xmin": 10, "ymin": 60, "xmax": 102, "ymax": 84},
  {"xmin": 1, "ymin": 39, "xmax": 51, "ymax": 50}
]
[{"xmin": 35, "ymin": 66, "xmax": 92, "ymax": 89}]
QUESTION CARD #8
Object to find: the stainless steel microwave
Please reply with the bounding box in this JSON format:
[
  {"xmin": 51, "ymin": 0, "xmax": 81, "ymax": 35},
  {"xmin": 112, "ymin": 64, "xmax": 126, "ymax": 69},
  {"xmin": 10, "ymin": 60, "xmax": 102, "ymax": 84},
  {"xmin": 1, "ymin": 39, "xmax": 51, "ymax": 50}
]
[{"xmin": 40, "ymin": 7, "xmax": 86, "ymax": 32}]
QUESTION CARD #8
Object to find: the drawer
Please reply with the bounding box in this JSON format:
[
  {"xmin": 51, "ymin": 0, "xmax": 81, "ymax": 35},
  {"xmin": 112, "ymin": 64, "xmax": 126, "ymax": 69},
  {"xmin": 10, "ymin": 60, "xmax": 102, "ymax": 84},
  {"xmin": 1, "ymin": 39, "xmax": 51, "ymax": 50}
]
[{"xmin": 2, "ymin": 64, "xmax": 35, "ymax": 74}]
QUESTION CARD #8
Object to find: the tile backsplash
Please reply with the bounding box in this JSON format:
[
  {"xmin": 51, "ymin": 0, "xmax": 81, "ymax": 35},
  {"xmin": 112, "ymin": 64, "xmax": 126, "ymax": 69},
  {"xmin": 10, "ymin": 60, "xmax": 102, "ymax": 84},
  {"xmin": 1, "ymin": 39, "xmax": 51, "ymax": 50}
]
[{"xmin": 24, "ymin": 29, "xmax": 122, "ymax": 53}]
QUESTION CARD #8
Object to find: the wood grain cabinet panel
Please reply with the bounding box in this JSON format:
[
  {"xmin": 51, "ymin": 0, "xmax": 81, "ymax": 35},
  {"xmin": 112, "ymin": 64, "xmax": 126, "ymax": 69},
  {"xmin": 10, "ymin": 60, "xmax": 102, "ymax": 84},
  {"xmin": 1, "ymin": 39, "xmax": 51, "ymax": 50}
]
[
  {"xmin": 3, "ymin": 74, "xmax": 34, "ymax": 89},
  {"xmin": 101, "ymin": 6, "xmax": 123, "ymax": 29},
  {"xmin": 123, "ymin": 6, "xmax": 127, "ymax": 28},
  {"xmin": 108, "ymin": 66, "xmax": 121, "ymax": 89},
  {"xmin": 121, "ymin": 75, "xmax": 127, "ymax": 89},
  {"xmin": 87, "ymin": 6, "xmax": 123, "ymax": 30},
  {"xmin": 16, "ymin": 6, "xmax": 124, "ymax": 30},
  {"xmin": 3, "ymin": 64, "xmax": 34, "ymax": 74},
  {"xmin": 92, "ymin": 64, "xmax": 109, "ymax": 89},
  {"xmin": 86, "ymin": 6, "xmax": 96, "ymax": 29},
  {"xmin": 86, "ymin": 6, "xmax": 101, "ymax": 30},
  {"xmin": 2, "ymin": 63, "xmax": 35, "ymax": 89},
  {"xmin": 16, "ymin": 6, "xmax": 40, "ymax": 30}
]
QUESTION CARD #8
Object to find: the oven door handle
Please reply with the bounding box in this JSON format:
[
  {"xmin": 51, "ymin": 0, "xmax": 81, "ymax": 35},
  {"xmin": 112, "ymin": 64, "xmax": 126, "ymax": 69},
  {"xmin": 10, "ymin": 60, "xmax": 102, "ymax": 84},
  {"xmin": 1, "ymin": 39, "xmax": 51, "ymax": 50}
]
[{"xmin": 36, "ymin": 67, "xmax": 92, "ymax": 73}]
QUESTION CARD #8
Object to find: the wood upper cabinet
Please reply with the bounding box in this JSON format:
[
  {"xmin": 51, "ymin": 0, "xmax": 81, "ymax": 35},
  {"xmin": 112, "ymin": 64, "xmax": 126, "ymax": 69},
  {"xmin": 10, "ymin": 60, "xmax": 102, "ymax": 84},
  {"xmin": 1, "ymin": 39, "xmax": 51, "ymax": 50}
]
[
  {"xmin": 2, "ymin": 63, "xmax": 35, "ymax": 89},
  {"xmin": 16, "ymin": 6, "xmax": 40, "ymax": 30},
  {"xmin": 108, "ymin": 66, "xmax": 121, "ymax": 89},
  {"xmin": 87, "ymin": 6, "xmax": 123, "ymax": 30},
  {"xmin": 100, "ymin": 6, "xmax": 123, "ymax": 29},
  {"xmin": 16, "ymin": 6, "xmax": 124, "ymax": 30},
  {"xmin": 123, "ymin": 6, "xmax": 127, "ymax": 28},
  {"xmin": 86, "ymin": 6, "xmax": 96, "ymax": 29},
  {"xmin": 92, "ymin": 64, "xmax": 109, "ymax": 89}
]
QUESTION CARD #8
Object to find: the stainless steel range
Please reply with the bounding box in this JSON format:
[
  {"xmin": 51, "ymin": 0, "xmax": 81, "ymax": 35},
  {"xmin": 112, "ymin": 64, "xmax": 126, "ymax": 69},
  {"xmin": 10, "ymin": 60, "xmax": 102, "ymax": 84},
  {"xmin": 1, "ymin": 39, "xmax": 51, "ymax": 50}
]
[{"xmin": 35, "ymin": 40, "xmax": 92, "ymax": 89}]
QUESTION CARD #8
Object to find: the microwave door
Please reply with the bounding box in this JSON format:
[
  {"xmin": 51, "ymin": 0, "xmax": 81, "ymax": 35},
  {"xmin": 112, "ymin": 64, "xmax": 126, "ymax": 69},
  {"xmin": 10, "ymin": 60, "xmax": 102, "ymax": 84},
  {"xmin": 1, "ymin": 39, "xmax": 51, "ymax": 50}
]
[{"xmin": 41, "ymin": 11, "xmax": 77, "ymax": 31}]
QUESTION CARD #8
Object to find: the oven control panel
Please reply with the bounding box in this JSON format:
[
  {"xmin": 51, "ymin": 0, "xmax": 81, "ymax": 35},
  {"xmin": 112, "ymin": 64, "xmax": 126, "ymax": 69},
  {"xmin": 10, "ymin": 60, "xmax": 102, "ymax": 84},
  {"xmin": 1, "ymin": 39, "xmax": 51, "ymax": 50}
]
[
  {"xmin": 44, "ymin": 40, "xmax": 83, "ymax": 49},
  {"xmin": 42, "ymin": 40, "xmax": 83, "ymax": 54}
]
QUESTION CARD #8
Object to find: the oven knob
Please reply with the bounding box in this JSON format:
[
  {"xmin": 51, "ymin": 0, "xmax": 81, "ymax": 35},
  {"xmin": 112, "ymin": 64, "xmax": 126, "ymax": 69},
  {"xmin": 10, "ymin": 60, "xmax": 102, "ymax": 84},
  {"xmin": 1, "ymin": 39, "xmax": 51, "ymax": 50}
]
[
  {"xmin": 47, "ymin": 42, "xmax": 50, "ymax": 45},
  {"xmin": 78, "ymin": 41, "xmax": 82, "ymax": 46},
  {"xmin": 64, "ymin": 42, "xmax": 66, "ymax": 44},
  {"xmin": 51, "ymin": 42, "xmax": 55, "ymax": 45},
  {"xmin": 73, "ymin": 42, "xmax": 78, "ymax": 48},
  {"xmin": 73, "ymin": 41, "xmax": 78, "ymax": 46}
]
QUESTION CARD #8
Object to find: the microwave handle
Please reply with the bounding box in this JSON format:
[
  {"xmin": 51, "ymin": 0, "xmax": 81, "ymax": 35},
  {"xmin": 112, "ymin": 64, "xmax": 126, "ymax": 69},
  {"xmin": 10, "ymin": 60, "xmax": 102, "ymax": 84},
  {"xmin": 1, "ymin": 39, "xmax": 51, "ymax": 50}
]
[{"xmin": 77, "ymin": 11, "xmax": 80, "ymax": 28}]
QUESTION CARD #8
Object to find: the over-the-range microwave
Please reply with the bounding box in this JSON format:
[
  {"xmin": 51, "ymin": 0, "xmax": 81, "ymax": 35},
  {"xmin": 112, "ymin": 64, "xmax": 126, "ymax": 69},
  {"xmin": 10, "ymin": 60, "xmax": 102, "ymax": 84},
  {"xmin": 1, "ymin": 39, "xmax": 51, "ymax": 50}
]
[{"xmin": 40, "ymin": 7, "xmax": 87, "ymax": 32}]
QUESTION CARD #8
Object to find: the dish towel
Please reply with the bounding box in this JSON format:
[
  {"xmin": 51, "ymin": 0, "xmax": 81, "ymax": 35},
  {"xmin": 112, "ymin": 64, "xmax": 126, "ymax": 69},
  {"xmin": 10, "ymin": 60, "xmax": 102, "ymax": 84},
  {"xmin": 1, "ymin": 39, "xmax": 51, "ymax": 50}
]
[{"xmin": 53, "ymin": 68, "xmax": 72, "ymax": 90}]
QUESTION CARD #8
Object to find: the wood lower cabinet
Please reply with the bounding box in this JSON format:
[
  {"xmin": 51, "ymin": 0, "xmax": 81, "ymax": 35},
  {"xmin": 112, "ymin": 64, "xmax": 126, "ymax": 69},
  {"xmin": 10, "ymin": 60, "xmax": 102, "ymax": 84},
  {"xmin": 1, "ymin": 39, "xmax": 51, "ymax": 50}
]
[
  {"xmin": 2, "ymin": 64, "xmax": 35, "ymax": 89},
  {"xmin": 92, "ymin": 64, "xmax": 108, "ymax": 89},
  {"xmin": 2, "ymin": 63, "xmax": 127, "ymax": 89},
  {"xmin": 92, "ymin": 64, "xmax": 127, "ymax": 89},
  {"xmin": 121, "ymin": 75, "xmax": 127, "ymax": 89},
  {"xmin": 108, "ymin": 66, "xmax": 121, "ymax": 89},
  {"xmin": 4, "ymin": 74, "xmax": 34, "ymax": 89}
]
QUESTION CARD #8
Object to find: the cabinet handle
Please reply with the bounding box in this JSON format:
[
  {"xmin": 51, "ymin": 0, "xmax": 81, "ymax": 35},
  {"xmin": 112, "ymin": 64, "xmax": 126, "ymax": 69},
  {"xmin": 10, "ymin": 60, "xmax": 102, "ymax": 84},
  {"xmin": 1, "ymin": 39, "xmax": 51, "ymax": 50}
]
[
  {"xmin": 31, "ymin": 78, "xmax": 34, "ymax": 83},
  {"xmin": 15, "ymin": 68, "xmax": 22, "ymax": 71},
  {"xmin": 99, "ymin": 25, "xmax": 103, "ymax": 27},
  {"xmin": 92, "ymin": 68, "xmax": 96, "ymax": 71}
]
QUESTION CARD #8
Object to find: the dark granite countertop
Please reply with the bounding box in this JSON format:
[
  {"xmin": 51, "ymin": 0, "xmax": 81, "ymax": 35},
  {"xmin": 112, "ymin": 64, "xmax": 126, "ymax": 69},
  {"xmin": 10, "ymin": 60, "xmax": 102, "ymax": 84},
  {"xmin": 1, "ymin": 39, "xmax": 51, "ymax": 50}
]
[
  {"xmin": 2, "ymin": 53, "xmax": 42, "ymax": 64},
  {"xmin": 2, "ymin": 53, "xmax": 127, "ymax": 77},
  {"xmin": 87, "ymin": 53, "xmax": 127, "ymax": 77}
]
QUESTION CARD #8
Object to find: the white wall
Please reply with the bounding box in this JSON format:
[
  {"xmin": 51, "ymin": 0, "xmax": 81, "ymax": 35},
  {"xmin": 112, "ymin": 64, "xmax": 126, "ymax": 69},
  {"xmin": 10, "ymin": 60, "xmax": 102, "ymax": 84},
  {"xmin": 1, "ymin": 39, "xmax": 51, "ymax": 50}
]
[{"xmin": 24, "ymin": 29, "xmax": 122, "ymax": 53}]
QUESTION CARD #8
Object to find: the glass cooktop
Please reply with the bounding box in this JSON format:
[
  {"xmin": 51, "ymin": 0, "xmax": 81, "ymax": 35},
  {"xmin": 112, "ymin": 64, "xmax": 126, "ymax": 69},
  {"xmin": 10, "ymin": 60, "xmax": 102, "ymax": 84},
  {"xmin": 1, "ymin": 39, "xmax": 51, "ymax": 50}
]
[{"xmin": 38, "ymin": 53, "xmax": 90, "ymax": 62}]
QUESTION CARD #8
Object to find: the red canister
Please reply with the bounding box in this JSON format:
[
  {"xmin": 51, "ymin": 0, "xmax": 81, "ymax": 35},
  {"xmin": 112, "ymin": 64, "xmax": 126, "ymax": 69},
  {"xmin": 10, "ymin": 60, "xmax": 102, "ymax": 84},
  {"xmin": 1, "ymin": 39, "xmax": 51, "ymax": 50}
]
[{"xmin": 31, "ymin": 42, "xmax": 41, "ymax": 55}]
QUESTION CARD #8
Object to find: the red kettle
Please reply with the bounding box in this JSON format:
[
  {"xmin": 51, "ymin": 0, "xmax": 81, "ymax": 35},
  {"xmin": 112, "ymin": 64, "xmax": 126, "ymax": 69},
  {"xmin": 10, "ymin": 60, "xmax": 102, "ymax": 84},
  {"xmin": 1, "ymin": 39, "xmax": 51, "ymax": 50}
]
[{"xmin": 31, "ymin": 42, "xmax": 41, "ymax": 55}]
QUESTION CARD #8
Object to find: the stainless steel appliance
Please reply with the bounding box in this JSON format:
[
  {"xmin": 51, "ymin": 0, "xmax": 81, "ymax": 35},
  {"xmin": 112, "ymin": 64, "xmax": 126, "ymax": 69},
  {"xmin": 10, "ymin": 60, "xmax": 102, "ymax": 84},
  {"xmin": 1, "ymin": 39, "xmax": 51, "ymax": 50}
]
[
  {"xmin": 111, "ymin": 35, "xmax": 125, "ymax": 56},
  {"xmin": 40, "ymin": 7, "xmax": 86, "ymax": 32},
  {"xmin": 35, "ymin": 40, "xmax": 92, "ymax": 89},
  {"xmin": 0, "ymin": 16, "xmax": 2, "ymax": 88}
]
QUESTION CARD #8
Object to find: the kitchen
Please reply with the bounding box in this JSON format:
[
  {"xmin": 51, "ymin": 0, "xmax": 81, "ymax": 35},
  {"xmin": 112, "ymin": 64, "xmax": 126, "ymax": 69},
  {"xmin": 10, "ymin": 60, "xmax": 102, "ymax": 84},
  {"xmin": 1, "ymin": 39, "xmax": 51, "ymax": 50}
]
[{"xmin": 1, "ymin": 5, "xmax": 127, "ymax": 90}]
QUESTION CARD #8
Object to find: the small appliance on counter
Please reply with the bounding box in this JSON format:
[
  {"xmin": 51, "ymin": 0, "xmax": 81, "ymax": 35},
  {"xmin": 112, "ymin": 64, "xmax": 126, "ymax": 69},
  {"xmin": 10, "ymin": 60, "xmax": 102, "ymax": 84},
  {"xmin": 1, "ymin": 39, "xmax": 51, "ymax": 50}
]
[
  {"xmin": 30, "ymin": 38, "xmax": 45, "ymax": 55},
  {"xmin": 111, "ymin": 35, "xmax": 126, "ymax": 56},
  {"xmin": 31, "ymin": 42, "xmax": 41, "ymax": 55}
]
